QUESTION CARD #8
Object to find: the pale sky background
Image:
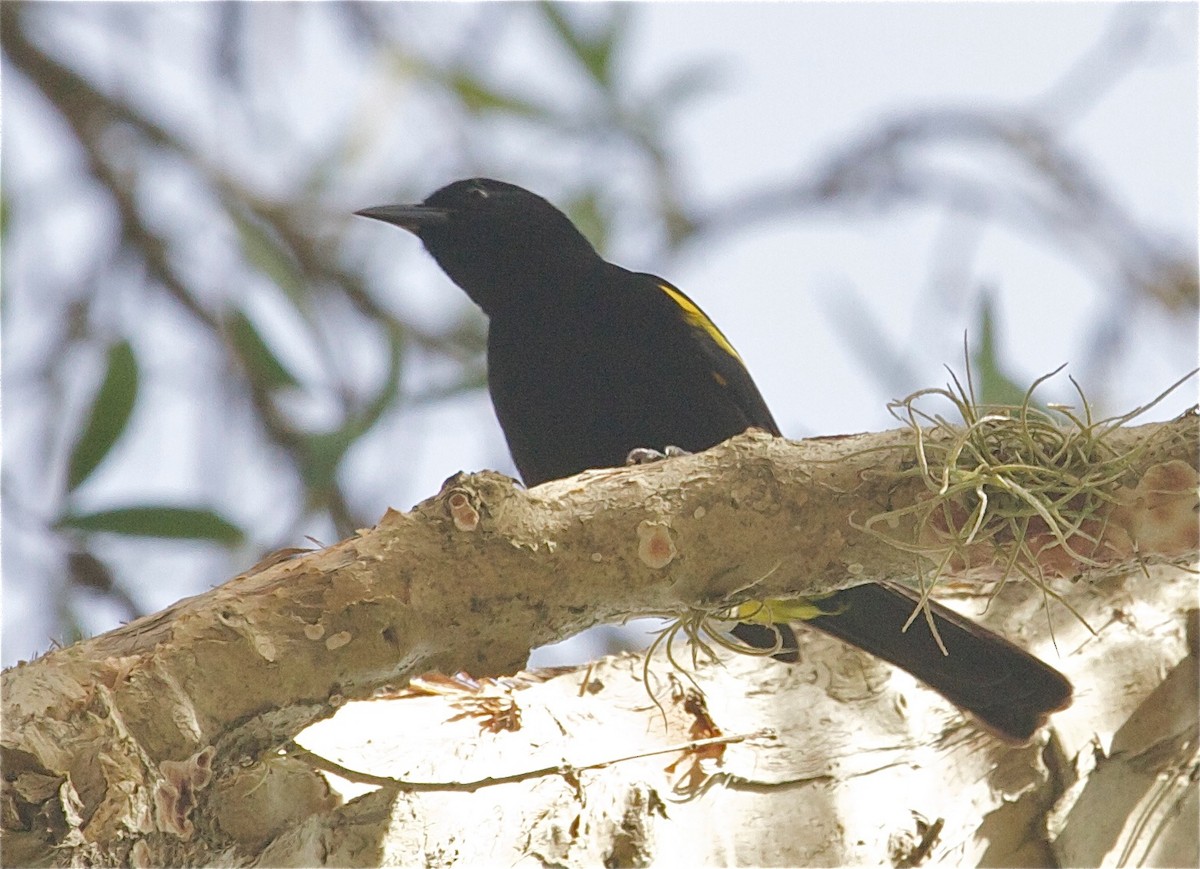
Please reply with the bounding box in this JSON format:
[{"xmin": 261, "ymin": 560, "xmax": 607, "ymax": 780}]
[
  {"xmin": 369, "ymin": 1, "xmax": 1197, "ymax": 490},
  {"xmin": 3, "ymin": 2, "xmax": 1196, "ymax": 665}
]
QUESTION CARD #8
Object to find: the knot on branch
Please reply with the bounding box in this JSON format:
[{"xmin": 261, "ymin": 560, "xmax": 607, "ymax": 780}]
[{"xmin": 154, "ymin": 746, "xmax": 215, "ymax": 839}]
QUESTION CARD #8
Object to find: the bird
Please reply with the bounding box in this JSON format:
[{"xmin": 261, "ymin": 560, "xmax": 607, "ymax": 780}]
[{"xmin": 356, "ymin": 177, "xmax": 1073, "ymax": 743}]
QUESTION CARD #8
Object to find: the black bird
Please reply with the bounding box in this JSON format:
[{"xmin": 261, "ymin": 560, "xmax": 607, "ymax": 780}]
[{"xmin": 357, "ymin": 178, "xmax": 1073, "ymax": 743}]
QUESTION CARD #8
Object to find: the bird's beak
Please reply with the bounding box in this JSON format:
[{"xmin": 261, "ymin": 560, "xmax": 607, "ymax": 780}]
[{"xmin": 354, "ymin": 204, "xmax": 451, "ymax": 234}]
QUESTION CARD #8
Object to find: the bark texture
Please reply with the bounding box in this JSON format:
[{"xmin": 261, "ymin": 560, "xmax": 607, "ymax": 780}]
[{"xmin": 2, "ymin": 418, "xmax": 1196, "ymax": 866}]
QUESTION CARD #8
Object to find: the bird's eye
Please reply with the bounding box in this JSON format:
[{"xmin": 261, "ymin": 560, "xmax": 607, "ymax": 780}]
[{"xmin": 466, "ymin": 185, "xmax": 489, "ymax": 201}]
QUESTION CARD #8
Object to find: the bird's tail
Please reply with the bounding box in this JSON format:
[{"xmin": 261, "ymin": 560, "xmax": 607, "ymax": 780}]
[{"xmin": 800, "ymin": 583, "xmax": 1073, "ymax": 743}]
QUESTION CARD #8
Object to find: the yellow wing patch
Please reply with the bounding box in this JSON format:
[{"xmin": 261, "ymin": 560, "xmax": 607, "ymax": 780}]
[
  {"xmin": 658, "ymin": 283, "xmax": 743, "ymax": 363},
  {"xmin": 732, "ymin": 596, "xmax": 841, "ymax": 624}
]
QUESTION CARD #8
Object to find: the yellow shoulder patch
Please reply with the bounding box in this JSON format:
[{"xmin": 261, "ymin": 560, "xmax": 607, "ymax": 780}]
[{"xmin": 657, "ymin": 283, "xmax": 743, "ymax": 363}]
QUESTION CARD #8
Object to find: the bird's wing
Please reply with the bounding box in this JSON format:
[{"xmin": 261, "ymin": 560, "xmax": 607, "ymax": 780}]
[{"xmin": 638, "ymin": 273, "xmax": 782, "ymax": 438}]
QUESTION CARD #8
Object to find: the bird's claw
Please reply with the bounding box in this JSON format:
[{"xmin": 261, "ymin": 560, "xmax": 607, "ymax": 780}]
[{"xmin": 625, "ymin": 445, "xmax": 692, "ymax": 466}]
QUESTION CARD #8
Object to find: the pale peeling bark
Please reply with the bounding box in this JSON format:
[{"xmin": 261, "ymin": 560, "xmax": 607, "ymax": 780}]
[
  {"xmin": 2, "ymin": 418, "xmax": 1196, "ymax": 866},
  {"xmin": 298, "ymin": 560, "xmax": 1195, "ymax": 868}
]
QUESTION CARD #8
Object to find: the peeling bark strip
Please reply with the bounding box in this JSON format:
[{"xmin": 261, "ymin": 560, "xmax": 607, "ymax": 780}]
[{"xmin": 2, "ymin": 419, "xmax": 1196, "ymax": 865}]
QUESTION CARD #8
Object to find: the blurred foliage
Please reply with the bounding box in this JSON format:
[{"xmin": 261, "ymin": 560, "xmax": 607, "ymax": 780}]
[
  {"xmin": 1, "ymin": 1, "xmax": 1194, "ymax": 658},
  {"xmin": 66, "ymin": 339, "xmax": 140, "ymax": 493},
  {"xmin": 57, "ymin": 507, "xmax": 244, "ymax": 545},
  {"xmin": 971, "ymin": 291, "xmax": 1037, "ymax": 410},
  {"xmin": 225, "ymin": 310, "xmax": 302, "ymax": 392}
]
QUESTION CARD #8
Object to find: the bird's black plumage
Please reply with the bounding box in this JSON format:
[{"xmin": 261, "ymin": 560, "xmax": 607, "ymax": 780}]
[{"xmin": 357, "ymin": 178, "xmax": 1073, "ymax": 743}]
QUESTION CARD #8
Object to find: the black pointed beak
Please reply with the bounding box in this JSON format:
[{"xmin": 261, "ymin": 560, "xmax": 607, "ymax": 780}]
[{"xmin": 354, "ymin": 204, "xmax": 451, "ymax": 234}]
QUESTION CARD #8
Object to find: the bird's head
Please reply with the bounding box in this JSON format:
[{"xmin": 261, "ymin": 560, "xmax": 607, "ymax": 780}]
[{"xmin": 356, "ymin": 178, "xmax": 602, "ymax": 315}]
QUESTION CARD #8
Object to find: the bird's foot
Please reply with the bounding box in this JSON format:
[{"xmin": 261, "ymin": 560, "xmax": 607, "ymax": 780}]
[{"xmin": 625, "ymin": 445, "xmax": 692, "ymax": 466}]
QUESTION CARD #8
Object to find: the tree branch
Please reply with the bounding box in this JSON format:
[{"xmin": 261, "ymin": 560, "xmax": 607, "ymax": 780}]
[{"xmin": 2, "ymin": 418, "xmax": 1196, "ymax": 863}]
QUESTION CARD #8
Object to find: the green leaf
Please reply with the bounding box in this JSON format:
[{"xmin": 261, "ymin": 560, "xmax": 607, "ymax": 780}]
[
  {"xmin": 226, "ymin": 309, "xmax": 300, "ymax": 390},
  {"xmin": 299, "ymin": 329, "xmax": 405, "ymax": 499},
  {"xmin": 66, "ymin": 339, "xmax": 139, "ymax": 492},
  {"xmin": 357, "ymin": 328, "xmax": 405, "ymax": 434},
  {"xmin": 538, "ymin": 1, "xmax": 629, "ymax": 87},
  {"xmin": 296, "ymin": 326, "xmax": 405, "ymax": 501},
  {"xmin": 410, "ymin": 363, "xmax": 487, "ymax": 405},
  {"xmin": 564, "ymin": 190, "xmax": 610, "ymax": 255},
  {"xmin": 971, "ymin": 292, "xmax": 1032, "ymax": 408},
  {"xmin": 231, "ymin": 209, "xmax": 306, "ymax": 302},
  {"xmin": 448, "ymin": 71, "xmax": 545, "ymax": 117},
  {"xmin": 57, "ymin": 506, "xmax": 245, "ymax": 545},
  {"xmin": 299, "ymin": 429, "xmax": 354, "ymax": 499}
]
